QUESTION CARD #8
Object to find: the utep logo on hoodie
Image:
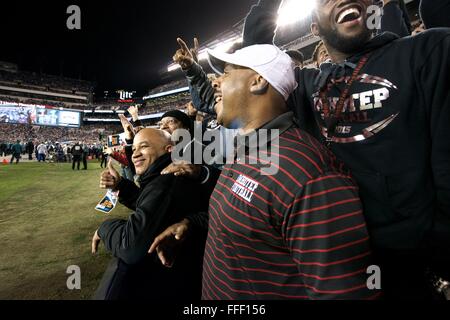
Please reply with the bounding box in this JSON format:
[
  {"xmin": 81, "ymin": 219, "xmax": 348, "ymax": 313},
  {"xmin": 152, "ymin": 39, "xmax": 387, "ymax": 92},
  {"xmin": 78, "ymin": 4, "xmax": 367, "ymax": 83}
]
[{"xmin": 312, "ymin": 72, "xmax": 399, "ymax": 144}]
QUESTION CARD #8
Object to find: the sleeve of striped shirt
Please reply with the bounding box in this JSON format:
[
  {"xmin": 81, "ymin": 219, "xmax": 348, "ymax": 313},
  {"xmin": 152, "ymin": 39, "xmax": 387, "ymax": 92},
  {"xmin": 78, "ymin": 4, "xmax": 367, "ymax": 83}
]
[{"xmin": 283, "ymin": 173, "xmax": 380, "ymax": 300}]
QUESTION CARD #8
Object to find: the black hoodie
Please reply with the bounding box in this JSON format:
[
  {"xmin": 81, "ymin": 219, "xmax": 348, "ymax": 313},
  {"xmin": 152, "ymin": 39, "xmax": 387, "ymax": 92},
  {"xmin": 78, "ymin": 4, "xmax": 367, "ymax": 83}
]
[
  {"xmin": 292, "ymin": 30, "xmax": 450, "ymax": 266},
  {"xmin": 96, "ymin": 153, "xmax": 209, "ymax": 300},
  {"xmin": 245, "ymin": 1, "xmax": 450, "ymax": 279}
]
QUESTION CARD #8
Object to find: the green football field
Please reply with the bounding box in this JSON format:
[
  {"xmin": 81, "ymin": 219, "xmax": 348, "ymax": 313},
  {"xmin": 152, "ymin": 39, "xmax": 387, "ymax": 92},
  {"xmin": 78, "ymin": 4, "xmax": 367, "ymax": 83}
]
[{"xmin": 0, "ymin": 161, "xmax": 130, "ymax": 300}]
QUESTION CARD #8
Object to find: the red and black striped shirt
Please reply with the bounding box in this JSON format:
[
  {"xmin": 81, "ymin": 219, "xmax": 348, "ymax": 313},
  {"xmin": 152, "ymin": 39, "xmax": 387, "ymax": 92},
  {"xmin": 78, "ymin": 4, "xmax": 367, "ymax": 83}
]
[{"xmin": 202, "ymin": 113, "xmax": 379, "ymax": 300}]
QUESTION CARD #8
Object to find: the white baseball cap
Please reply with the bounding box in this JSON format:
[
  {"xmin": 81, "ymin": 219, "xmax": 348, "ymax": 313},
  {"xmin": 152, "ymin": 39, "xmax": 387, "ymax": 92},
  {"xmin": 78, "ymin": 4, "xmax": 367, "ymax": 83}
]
[{"xmin": 207, "ymin": 44, "xmax": 298, "ymax": 101}]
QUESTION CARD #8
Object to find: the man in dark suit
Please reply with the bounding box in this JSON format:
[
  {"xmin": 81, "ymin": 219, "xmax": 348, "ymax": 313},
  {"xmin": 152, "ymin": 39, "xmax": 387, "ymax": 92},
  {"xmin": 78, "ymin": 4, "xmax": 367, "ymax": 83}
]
[{"xmin": 92, "ymin": 128, "xmax": 211, "ymax": 300}]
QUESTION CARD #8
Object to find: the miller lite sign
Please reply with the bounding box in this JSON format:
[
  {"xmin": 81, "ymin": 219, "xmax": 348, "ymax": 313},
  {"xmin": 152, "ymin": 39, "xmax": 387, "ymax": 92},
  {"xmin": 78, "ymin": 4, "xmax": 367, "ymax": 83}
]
[{"xmin": 117, "ymin": 90, "xmax": 135, "ymax": 102}]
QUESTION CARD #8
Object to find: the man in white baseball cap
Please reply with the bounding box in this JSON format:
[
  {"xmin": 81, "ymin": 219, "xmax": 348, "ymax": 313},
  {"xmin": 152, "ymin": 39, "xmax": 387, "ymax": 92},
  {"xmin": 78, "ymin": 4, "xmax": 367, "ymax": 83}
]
[
  {"xmin": 206, "ymin": 44, "xmax": 297, "ymax": 131},
  {"xmin": 161, "ymin": 41, "xmax": 376, "ymax": 299}
]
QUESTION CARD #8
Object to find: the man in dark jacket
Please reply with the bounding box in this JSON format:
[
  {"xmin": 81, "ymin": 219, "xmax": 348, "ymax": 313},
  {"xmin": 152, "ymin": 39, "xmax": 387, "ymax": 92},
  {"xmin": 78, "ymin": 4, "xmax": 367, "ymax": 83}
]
[
  {"xmin": 25, "ymin": 140, "xmax": 34, "ymax": 161},
  {"xmin": 10, "ymin": 140, "xmax": 22, "ymax": 165},
  {"xmin": 82, "ymin": 144, "xmax": 89, "ymax": 170},
  {"xmin": 178, "ymin": 0, "xmax": 450, "ymax": 300},
  {"xmin": 71, "ymin": 142, "xmax": 83, "ymax": 170},
  {"xmin": 91, "ymin": 128, "xmax": 209, "ymax": 300}
]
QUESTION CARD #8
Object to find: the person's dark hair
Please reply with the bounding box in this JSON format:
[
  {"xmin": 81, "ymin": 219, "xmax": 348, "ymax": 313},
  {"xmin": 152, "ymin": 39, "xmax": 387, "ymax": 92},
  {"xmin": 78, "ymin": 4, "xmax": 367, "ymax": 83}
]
[{"xmin": 285, "ymin": 50, "xmax": 304, "ymax": 64}]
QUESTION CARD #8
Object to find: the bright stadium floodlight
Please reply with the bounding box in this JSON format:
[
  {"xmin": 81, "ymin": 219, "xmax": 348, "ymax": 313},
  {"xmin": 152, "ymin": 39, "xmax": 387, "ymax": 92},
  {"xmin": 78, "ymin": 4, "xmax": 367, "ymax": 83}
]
[{"xmin": 277, "ymin": 0, "xmax": 316, "ymax": 27}]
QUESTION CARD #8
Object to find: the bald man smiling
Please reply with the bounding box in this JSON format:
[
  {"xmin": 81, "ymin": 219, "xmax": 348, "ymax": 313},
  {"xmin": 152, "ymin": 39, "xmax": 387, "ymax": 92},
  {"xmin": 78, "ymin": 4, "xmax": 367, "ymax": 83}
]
[{"xmin": 92, "ymin": 128, "xmax": 209, "ymax": 300}]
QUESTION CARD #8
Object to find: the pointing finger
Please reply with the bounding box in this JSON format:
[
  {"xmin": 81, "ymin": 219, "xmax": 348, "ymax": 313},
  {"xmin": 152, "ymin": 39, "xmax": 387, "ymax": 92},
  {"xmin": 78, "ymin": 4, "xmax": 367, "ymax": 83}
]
[
  {"xmin": 177, "ymin": 37, "xmax": 190, "ymax": 53},
  {"xmin": 194, "ymin": 37, "xmax": 199, "ymax": 51}
]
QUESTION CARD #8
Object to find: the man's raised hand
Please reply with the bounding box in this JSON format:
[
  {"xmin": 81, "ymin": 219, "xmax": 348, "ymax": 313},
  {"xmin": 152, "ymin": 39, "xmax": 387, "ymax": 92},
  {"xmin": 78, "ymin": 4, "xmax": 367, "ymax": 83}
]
[
  {"xmin": 161, "ymin": 161, "xmax": 202, "ymax": 179},
  {"xmin": 99, "ymin": 160, "xmax": 122, "ymax": 190},
  {"xmin": 190, "ymin": 37, "xmax": 200, "ymax": 64},
  {"xmin": 173, "ymin": 37, "xmax": 198, "ymax": 70},
  {"xmin": 127, "ymin": 105, "xmax": 139, "ymax": 121},
  {"xmin": 119, "ymin": 114, "xmax": 134, "ymax": 141}
]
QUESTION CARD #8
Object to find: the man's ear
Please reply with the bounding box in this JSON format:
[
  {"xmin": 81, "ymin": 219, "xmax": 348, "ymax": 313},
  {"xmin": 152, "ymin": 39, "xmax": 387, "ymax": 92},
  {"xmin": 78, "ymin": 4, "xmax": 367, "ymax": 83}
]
[
  {"xmin": 166, "ymin": 144, "xmax": 174, "ymax": 153},
  {"xmin": 311, "ymin": 22, "xmax": 320, "ymax": 37},
  {"xmin": 250, "ymin": 75, "xmax": 269, "ymax": 96}
]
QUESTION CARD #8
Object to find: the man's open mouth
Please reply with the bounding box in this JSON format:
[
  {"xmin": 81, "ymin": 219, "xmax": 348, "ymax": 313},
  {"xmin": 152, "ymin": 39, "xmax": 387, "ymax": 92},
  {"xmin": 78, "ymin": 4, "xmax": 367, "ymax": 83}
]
[{"xmin": 336, "ymin": 5, "xmax": 362, "ymax": 24}]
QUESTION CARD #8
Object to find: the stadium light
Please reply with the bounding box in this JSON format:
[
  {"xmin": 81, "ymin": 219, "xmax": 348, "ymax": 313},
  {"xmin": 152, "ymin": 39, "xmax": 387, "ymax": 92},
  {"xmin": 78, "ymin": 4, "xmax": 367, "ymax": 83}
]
[
  {"xmin": 143, "ymin": 86, "xmax": 190, "ymax": 100},
  {"xmin": 277, "ymin": 0, "xmax": 316, "ymax": 27}
]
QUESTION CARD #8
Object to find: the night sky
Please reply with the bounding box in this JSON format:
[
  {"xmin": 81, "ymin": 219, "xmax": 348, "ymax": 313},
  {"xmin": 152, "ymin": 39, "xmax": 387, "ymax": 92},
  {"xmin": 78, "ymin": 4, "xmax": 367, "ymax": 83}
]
[{"xmin": 0, "ymin": 0, "xmax": 257, "ymax": 95}]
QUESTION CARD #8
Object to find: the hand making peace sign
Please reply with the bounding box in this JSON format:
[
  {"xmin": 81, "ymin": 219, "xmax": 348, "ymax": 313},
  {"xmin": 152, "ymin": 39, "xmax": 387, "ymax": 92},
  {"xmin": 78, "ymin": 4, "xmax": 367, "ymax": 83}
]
[{"xmin": 172, "ymin": 37, "xmax": 200, "ymax": 70}]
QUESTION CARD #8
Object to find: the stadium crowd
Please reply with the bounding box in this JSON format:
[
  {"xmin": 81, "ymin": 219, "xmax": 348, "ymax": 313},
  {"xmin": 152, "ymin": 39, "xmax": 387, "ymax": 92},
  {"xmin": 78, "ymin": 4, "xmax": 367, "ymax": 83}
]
[
  {"xmin": 0, "ymin": 69, "xmax": 93, "ymax": 93},
  {"xmin": 0, "ymin": 123, "xmax": 115, "ymax": 146}
]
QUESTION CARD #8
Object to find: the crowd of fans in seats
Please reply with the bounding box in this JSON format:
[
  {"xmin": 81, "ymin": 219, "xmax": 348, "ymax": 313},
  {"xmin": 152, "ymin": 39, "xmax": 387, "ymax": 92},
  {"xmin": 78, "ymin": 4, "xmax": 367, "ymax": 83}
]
[
  {"xmin": 0, "ymin": 123, "xmax": 115, "ymax": 145},
  {"xmin": 147, "ymin": 79, "xmax": 188, "ymax": 95},
  {"xmin": 0, "ymin": 70, "xmax": 94, "ymax": 93},
  {"xmin": 0, "ymin": 95, "xmax": 87, "ymax": 110}
]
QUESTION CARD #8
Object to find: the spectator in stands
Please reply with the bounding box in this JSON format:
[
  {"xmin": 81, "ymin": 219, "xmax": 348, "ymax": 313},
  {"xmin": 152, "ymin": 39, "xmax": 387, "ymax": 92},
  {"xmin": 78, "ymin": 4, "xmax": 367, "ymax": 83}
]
[
  {"xmin": 285, "ymin": 49, "xmax": 304, "ymax": 68},
  {"xmin": 182, "ymin": 0, "xmax": 450, "ymax": 300},
  {"xmin": 71, "ymin": 142, "xmax": 82, "ymax": 170},
  {"xmin": 10, "ymin": 140, "xmax": 23, "ymax": 165},
  {"xmin": 92, "ymin": 128, "xmax": 208, "ymax": 300},
  {"xmin": 164, "ymin": 43, "xmax": 377, "ymax": 300},
  {"xmin": 37, "ymin": 142, "xmax": 47, "ymax": 162},
  {"xmin": 158, "ymin": 110, "xmax": 193, "ymax": 135}
]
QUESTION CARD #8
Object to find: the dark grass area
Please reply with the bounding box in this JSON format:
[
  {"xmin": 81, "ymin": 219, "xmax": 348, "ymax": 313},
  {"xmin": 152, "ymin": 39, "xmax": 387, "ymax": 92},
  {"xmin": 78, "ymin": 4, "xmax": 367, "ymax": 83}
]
[{"xmin": 0, "ymin": 161, "xmax": 130, "ymax": 299}]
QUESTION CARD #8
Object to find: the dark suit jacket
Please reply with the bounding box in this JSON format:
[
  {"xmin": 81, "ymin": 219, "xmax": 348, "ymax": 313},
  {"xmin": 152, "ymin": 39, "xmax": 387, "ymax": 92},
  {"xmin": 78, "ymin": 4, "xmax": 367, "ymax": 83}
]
[{"xmin": 94, "ymin": 153, "xmax": 210, "ymax": 300}]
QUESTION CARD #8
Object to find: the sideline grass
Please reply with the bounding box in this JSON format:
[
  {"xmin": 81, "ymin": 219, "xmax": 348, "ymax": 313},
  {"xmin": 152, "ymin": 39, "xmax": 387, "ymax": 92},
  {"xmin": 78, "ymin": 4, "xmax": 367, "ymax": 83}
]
[{"xmin": 0, "ymin": 161, "xmax": 131, "ymax": 300}]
